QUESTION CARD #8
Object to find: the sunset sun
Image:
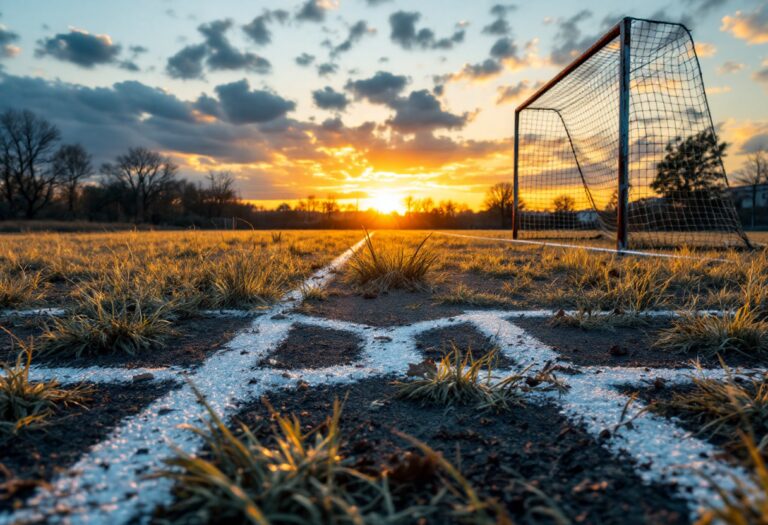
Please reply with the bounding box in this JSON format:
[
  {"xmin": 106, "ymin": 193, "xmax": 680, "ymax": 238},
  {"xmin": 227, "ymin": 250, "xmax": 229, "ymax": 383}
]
[{"xmin": 367, "ymin": 190, "xmax": 405, "ymax": 214}]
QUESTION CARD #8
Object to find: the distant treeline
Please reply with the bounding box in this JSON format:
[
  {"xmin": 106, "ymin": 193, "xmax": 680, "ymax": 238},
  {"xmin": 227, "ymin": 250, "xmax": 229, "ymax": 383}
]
[{"xmin": 0, "ymin": 108, "xmax": 516, "ymax": 230}]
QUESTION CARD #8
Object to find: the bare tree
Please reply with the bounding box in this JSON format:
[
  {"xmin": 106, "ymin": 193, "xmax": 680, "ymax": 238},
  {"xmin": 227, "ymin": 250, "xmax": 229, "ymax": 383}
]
[
  {"xmin": 553, "ymin": 194, "xmax": 576, "ymax": 212},
  {"xmin": 0, "ymin": 109, "xmax": 61, "ymax": 218},
  {"xmin": 734, "ymin": 148, "xmax": 768, "ymax": 228},
  {"xmin": 53, "ymin": 144, "xmax": 93, "ymax": 217},
  {"xmin": 419, "ymin": 197, "xmax": 434, "ymax": 213},
  {"xmin": 483, "ymin": 182, "xmax": 514, "ymax": 228},
  {"xmin": 403, "ymin": 195, "xmax": 415, "ymax": 217},
  {"xmin": 322, "ymin": 194, "xmax": 339, "ymax": 219},
  {"xmin": 102, "ymin": 147, "xmax": 177, "ymax": 223},
  {"xmin": 205, "ymin": 170, "xmax": 237, "ymax": 218}
]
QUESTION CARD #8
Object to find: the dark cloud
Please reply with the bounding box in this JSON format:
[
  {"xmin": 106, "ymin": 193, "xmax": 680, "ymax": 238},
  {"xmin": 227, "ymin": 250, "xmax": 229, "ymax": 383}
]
[
  {"xmin": 490, "ymin": 4, "xmax": 517, "ymax": 17},
  {"xmin": 166, "ymin": 44, "xmax": 207, "ymax": 79},
  {"xmin": 214, "ymin": 79, "xmax": 295, "ymax": 124},
  {"xmin": 452, "ymin": 59, "xmax": 503, "ymax": 81},
  {"xmin": 317, "ymin": 62, "xmax": 339, "ymax": 76},
  {"xmin": 496, "ymin": 79, "xmax": 541, "ymax": 105},
  {"xmin": 331, "ymin": 20, "xmax": 374, "ymax": 56},
  {"xmin": 489, "ymin": 37, "xmax": 518, "ymax": 59},
  {"xmin": 35, "ymin": 28, "xmax": 121, "ymax": 67},
  {"xmin": 312, "ymin": 86, "xmax": 349, "ymax": 111},
  {"xmin": 295, "ymin": 52, "xmax": 315, "ymax": 66},
  {"xmin": 243, "ymin": 9, "xmax": 289, "ymax": 45},
  {"xmin": 549, "ymin": 10, "xmax": 598, "ymax": 66},
  {"xmin": 754, "ymin": 64, "xmax": 768, "ymax": 91},
  {"xmin": 388, "ymin": 89, "xmax": 467, "ymax": 132},
  {"xmin": 683, "ymin": 0, "xmax": 730, "ymax": 17},
  {"xmin": 363, "ymin": 0, "xmax": 392, "ymax": 5},
  {"xmin": 296, "ymin": 0, "xmax": 328, "ymax": 23},
  {"xmin": 389, "ymin": 11, "xmax": 464, "ymax": 50},
  {"xmin": 346, "ymin": 71, "xmax": 408, "ymax": 104},
  {"xmin": 167, "ymin": 20, "xmax": 271, "ymax": 79},
  {"xmin": 743, "ymin": 133, "xmax": 768, "ymax": 153},
  {"xmin": 0, "ymin": 24, "xmax": 19, "ymax": 58},
  {"xmin": 483, "ymin": 4, "xmax": 516, "ymax": 35},
  {"xmin": 199, "ymin": 20, "xmax": 271, "ymax": 73}
]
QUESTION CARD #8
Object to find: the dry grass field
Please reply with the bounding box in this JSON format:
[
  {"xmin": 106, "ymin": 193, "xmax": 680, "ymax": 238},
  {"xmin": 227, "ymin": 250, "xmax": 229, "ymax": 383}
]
[{"xmin": 1, "ymin": 229, "xmax": 768, "ymax": 524}]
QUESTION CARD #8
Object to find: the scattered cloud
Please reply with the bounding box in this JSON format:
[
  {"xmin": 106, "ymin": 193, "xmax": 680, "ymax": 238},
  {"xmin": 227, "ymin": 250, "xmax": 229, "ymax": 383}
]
[
  {"xmin": 549, "ymin": 10, "xmax": 599, "ymax": 66},
  {"xmin": 362, "ymin": 0, "xmax": 392, "ymax": 5},
  {"xmin": 721, "ymin": 4, "xmax": 768, "ymax": 44},
  {"xmin": 35, "ymin": 28, "xmax": 122, "ymax": 68},
  {"xmin": 387, "ymin": 90, "xmax": 468, "ymax": 132},
  {"xmin": 331, "ymin": 20, "xmax": 375, "ymax": 56},
  {"xmin": 482, "ymin": 4, "xmax": 516, "ymax": 36},
  {"xmin": 684, "ymin": 0, "xmax": 731, "ymax": 17},
  {"xmin": 243, "ymin": 9, "xmax": 289, "ymax": 45},
  {"xmin": 718, "ymin": 60, "xmax": 745, "ymax": 74},
  {"xmin": 166, "ymin": 20, "xmax": 271, "ymax": 79},
  {"xmin": 295, "ymin": 52, "xmax": 315, "ymax": 66},
  {"xmin": 213, "ymin": 79, "xmax": 295, "ymax": 124},
  {"xmin": 707, "ymin": 85, "xmax": 732, "ymax": 94},
  {"xmin": 496, "ymin": 80, "xmax": 542, "ymax": 105},
  {"xmin": 0, "ymin": 24, "xmax": 19, "ymax": 59},
  {"xmin": 317, "ymin": 62, "xmax": 339, "ymax": 76},
  {"xmin": 754, "ymin": 59, "xmax": 768, "ymax": 91},
  {"xmin": 346, "ymin": 70, "xmax": 408, "ymax": 104},
  {"xmin": 389, "ymin": 11, "xmax": 465, "ymax": 50},
  {"xmin": 312, "ymin": 86, "xmax": 349, "ymax": 110},
  {"xmin": 696, "ymin": 41, "xmax": 717, "ymax": 57},
  {"xmin": 296, "ymin": 0, "xmax": 333, "ymax": 23}
]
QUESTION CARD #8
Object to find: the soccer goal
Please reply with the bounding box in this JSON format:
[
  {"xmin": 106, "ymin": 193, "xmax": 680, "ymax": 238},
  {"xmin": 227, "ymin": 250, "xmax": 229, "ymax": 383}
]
[{"xmin": 512, "ymin": 17, "xmax": 751, "ymax": 250}]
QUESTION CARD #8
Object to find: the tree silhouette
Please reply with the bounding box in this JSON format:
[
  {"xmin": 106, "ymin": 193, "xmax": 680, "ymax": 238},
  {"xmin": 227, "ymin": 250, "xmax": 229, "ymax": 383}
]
[
  {"xmin": 733, "ymin": 148, "xmax": 767, "ymax": 228},
  {"xmin": 53, "ymin": 144, "xmax": 93, "ymax": 216},
  {"xmin": 552, "ymin": 194, "xmax": 575, "ymax": 212},
  {"xmin": 483, "ymin": 182, "xmax": 514, "ymax": 228},
  {"xmin": 651, "ymin": 130, "xmax": 728, "ymax": 205}
]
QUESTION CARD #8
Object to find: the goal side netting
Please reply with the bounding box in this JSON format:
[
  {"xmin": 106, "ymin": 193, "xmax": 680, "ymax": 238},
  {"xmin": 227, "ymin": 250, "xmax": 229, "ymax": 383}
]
[{"xmin": 513, "ymin": 17, "xmax": 750, "ymax": 249}]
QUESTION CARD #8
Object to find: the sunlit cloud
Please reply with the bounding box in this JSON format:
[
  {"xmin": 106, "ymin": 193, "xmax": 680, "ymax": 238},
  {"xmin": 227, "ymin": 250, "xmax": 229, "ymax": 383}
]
[{"xmin": 721, "ymin": 4, "xmax": 768, "ymax": 44}]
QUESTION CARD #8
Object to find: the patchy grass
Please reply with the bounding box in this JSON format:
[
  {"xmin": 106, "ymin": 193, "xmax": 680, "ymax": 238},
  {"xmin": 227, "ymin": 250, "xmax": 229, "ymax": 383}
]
[
  {"xmin": 655, "ymin": 365, "xmax": 768, "ymax": 459},
  {"xmin": 348, "ymin": 231, "xmax": 438, "ymax": 293},
  {"xmin": 654, "ymin": 305, "xmax": 768, "ymax": 358},
  {"xmin": 548, "ymin": 309, "xmax": 650, "ymax": 331},
  {"xmin": 0, "ymin": 267, "xmax": 45, "ymax": 309},
  {"xmin": 156, "ymin": 389, "xmax": 513, "ymax": 524},
  {"xmin": 697, "ymin": 433, "xmax": 768, "ymax": 525},
  {"xmin": 395, "ymin": 345, "xmax": 567, "ymax": 411},
  {"xmin": 435, "ymin": 283, "xmax": 513, "ymax": 308},
  {"xmin": 0, "ymin": 333, "xmax": 91, "ymax": 437}
]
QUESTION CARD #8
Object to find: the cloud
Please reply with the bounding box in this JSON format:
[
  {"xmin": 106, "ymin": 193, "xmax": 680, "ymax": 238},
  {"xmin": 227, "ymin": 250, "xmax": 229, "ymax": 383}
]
[
  {"xmin": 166, "ymin": 20, "xmax": 271, "ymax": 79},
  {"xmin": 295, "ymin": 53, "xmax": 315, "ymax": 66},
  {"xmin": 296, "ymin": 0, "xmax": 330, "ymax": 23},
  {"xmin": 35, "ymin": 28, "xmax": 121, "ymax": 67},
  {"xmin": 214, "ymin": 79, "xmax": 295, "ymax": 124},
  {"xmin": 331, "ymin": 20, "xmax": 375, "ymax": 56},
  {"xmin": 363, "ymin": 0, "xmax": 392, "ymax": 5},
  {"xmin": 754, "ymin": 60, "xmax": 768, "ymax": 92},
  {"xmin": 718, "ymin": 60, "xmax": 745, "ymax": 74},
  {"xmin": 684, "ymin": 0, "xmax": 730, "ymax": 17},
  {"xmin": 0, "ymin": 24, "xmax": 19, "ymax": 59},
  {"xmin": 199, "ymin": 20, "xmax": 271, "ymax": 73},
  {"xmin": 388, "ymin": 89, "xmax": 467, "ymax": 132},
  {"xmin": 721, "ymin": 4, "xmax": 768, "ymax": 44},
  {"xmin": 449, "ymin": 59, "xmax": 503, "ymax": 81},
  {"xmin": 167, "ymin": 44, "xmax": 207, "ymax": 79},
  {"xmin": 243, "ymin": 9, "xmax": 289, "ymax": 45},
  {"xmin": 346, "ymin": 70, "xmax": 408, "ymax": 104},
  {"xmin": 496, "ymin": 80, "xmax": 541, "ymax": 105},
  {"xmin": 312, "ymin": 86, "xmax": 349, "ymax": 110},
  {"xmin": 482, "ymin": 4, "xmax": 516, "ymax": 36},
  {"xmin": 317, "ymin": 62, "xmax": 339, "ymax": 76},
  {"xmin": 696, "ymin": 41, "xmax": 717, "ymax": 57},
  {"xmin": 549, "ymin": 10, "xmax": 599, "ymax": 66},
  {"xmin": 389, "ymin": 11, "xmax": 464, "ymax": 50}
]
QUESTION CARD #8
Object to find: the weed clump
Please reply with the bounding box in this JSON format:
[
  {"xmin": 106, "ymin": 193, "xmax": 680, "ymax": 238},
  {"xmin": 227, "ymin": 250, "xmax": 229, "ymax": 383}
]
[
  {"xmin": 396, "ymin": 345, "xmax": 567, "ymax": 410},
  {"xmin": 0, "ymin": 267, "xmax": 45, "ymax": 309},
  {"xmin": 348, "ymin": 231, "xmax": 438, "ymax": 293},
  {"xmin": 0, "ymin": 333, "xmax": 91, "ymax": 437}
]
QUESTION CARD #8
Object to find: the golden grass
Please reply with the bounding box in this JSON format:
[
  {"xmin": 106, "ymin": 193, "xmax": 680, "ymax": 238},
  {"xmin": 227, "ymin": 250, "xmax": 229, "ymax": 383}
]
[
  {"xmin": 395, "ymin": 345, "xmax": 567, "ymax": 410},
  {"xmin": 348, "ymin": 231, "xmax": 438, "ymax": 293},
  {"xmin": 0, "ymin": 267, "xmax": 45, "ymax": 309},
  {"xmin": 157, "ymin": 388, "xmax": 514, "ymax": 524},
  {"xmin": 0, "ymin": 332, "xmax": 91, "ymax": 437}
]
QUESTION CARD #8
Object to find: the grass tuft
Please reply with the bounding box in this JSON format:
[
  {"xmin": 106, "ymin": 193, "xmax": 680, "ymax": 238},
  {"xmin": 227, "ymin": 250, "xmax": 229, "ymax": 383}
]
[
  {"xmin": 348, "ymin": 231, "xmax": 438, "ymax": 293},
  {"xmin": 206, "ymin": 248, "xmax": 293, "ymax": 308},
  {"xmin": 396, "ymin": 345, "xmax": 567, "ymax": 410},
  {"xmin": 654, "ymin": 304, "xmax": 768, "ymax": 358},
  {"xmin": 0, "ymin": 267, "xmax": 45, "ymax": 309},
  {"xmin": 0, "ymin": 330, "xmax": 91, "ymax": 437}
]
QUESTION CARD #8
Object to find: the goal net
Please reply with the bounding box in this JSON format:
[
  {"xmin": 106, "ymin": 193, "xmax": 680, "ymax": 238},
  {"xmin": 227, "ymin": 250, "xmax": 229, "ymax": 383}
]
[{"xmin": 513, "ymin": 17, "xmax": 750, "ymax": 249}]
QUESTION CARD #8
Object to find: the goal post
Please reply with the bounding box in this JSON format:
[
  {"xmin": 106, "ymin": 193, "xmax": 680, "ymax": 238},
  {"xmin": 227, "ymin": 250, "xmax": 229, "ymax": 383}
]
[{"xmin": 512, "ymin": 17, "xmax": 751, "ymax": 250}]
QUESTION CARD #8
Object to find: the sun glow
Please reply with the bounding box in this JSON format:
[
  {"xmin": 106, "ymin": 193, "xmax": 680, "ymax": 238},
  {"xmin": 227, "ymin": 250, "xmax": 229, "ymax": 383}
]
[{"xmin": 365, "ymin": 190, "xmax": 406, "ymax": 214}]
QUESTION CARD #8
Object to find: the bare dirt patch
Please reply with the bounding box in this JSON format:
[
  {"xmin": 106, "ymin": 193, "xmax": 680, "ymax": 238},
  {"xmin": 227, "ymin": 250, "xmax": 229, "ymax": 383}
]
[
  {"xmin": 414, "ymin": 322, "xmax": 515, "ymax": 368},
  {"xmin": 258, "ymin": 323, "xmax": 363, "ymax": 369},
  {"xmin": 229, "ymin": 378, "xmax": 690, "ymax": 524}
]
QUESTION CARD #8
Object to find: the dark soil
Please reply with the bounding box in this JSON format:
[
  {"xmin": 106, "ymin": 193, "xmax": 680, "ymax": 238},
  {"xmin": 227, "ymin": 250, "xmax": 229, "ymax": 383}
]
[
  {"xmin": 0, "ymin": 316, "xmax": 251, "ymax": 369},
  {"xmin": 227, "ymin": 378, "xmax": 690, "ymax": 525},
  {"xmin": 415, "ymin": 322, "xmax": 515, "ymax": 368},
  {"xmin": 511, "ymin": 316, "xmax": 757, "ymax": 369},
  {"xmin": 0, "ymin": 380, "xmax": 175, "ymax": 512},
  {"xmin": 259, "ymin": 323, "xmax": 363, "ymax": 369}
]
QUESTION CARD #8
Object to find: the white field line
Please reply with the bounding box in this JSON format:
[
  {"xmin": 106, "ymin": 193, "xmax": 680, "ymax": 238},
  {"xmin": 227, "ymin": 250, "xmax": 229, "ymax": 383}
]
[
  {"xmin": 0, "ymin": 236, "xmax": 371, "ymax": 525},
  {"xmin": 1, "ymin": 309, "xmax": 760, "ymax": 518}
]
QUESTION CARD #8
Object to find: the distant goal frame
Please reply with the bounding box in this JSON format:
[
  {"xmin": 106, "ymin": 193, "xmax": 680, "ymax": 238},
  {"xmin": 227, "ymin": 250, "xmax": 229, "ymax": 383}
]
[{"xmin": 511, "ymin": 16, "xmax": 751, "ymax": 251}]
